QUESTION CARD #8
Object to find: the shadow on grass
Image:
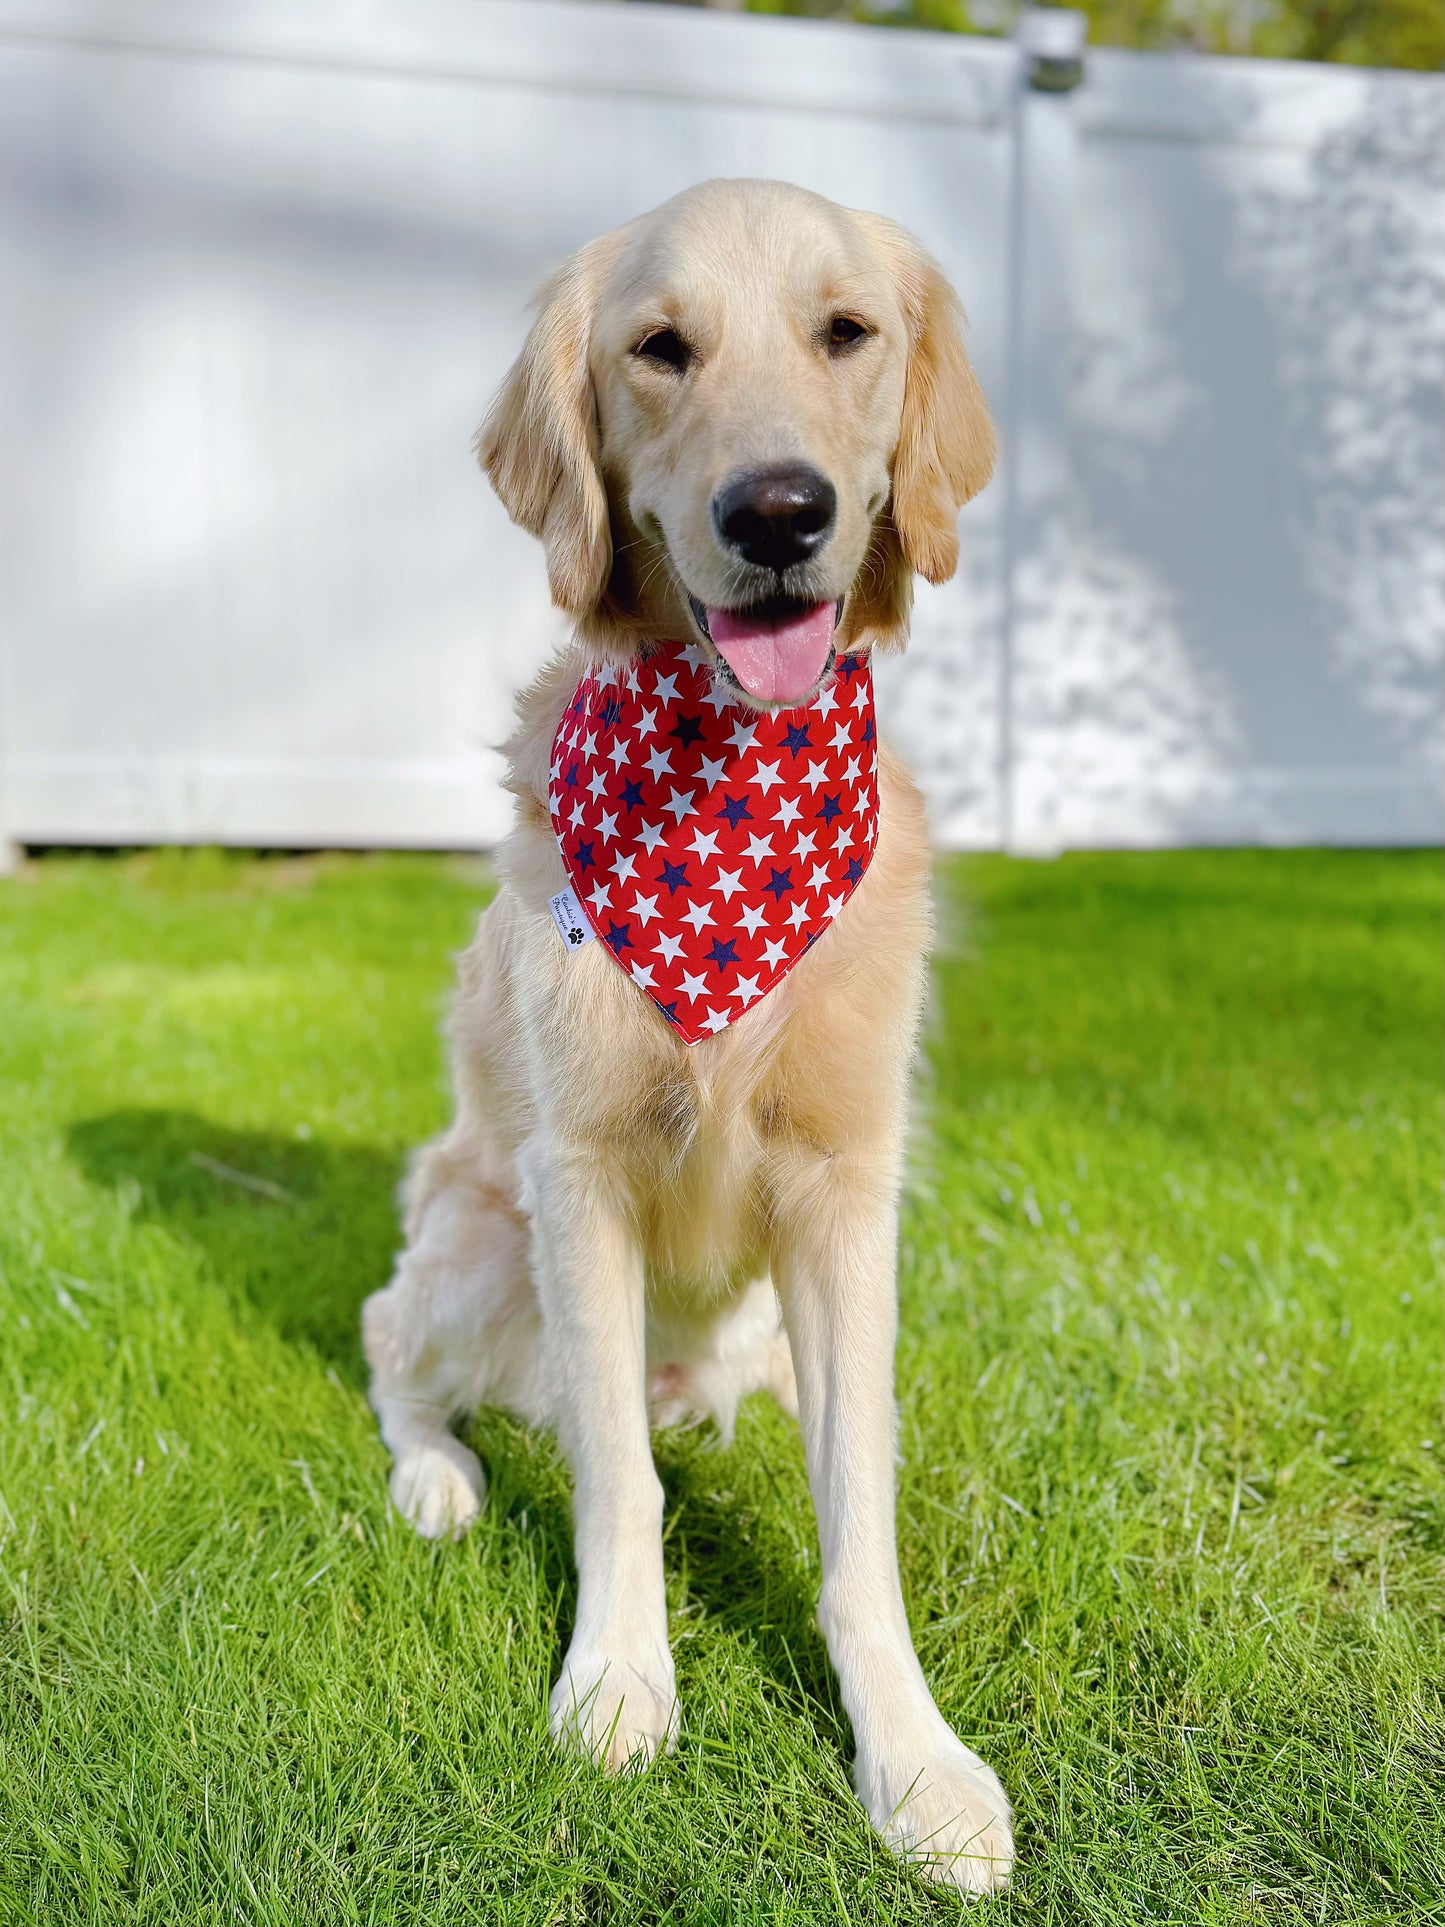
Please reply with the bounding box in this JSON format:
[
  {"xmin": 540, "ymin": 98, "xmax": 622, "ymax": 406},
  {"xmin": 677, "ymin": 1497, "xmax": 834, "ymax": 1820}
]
[
  {"xmin": 67, "ymin": 1108, "xmax": 403, "ymax": 1381},
  {"xmin": 66, "ymin": 1108, "xmax": 835, "ymax": 1714}
]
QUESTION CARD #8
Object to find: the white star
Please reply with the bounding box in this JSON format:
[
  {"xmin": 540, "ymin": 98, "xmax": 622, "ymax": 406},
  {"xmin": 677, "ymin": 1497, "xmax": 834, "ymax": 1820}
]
[
  {"xmin": 630, "ymin": 892, "xmax": 660, "ymax": 926},
  {"xmin": 833, "ymin": 825, "xmax": 853, "ymax": 853},
  {"xmin": 654, "ymin": 930, "xmax": 685, "ymax": 964},
  {"xmin": 784, "ymin": 901, "xmax": 810, "ymax": 930},
  {"xmin": 808, "ymin": 862, "xmax": 830, "ymax": 892},
  {"xmin": 761, "ymin": 937, "xmax": 788, "ymax": 968},
  {"xmin": 736, "ymin": 902, "xmax": 768, "ymax": 935},
  {"xmin": 587, "ymin": 769, "xmax": 607, "ymax": 799},
  {"xmin": 743, "ymin": 832, "xmax": 775, "ymax": 864},
  {"xmin": 711, "ymin": 867, "xmax": 745, "ymax": 903},
  {"xmin": 588, "ymin": 881, "xmax": 612, "ymax": 912},
  {"xmin": 774, "ymin": 795, "xmax": 802, "ymax": 828},
  {"xmin": 732, "ymin": 974, "xmax": 762, "ymax": 1005},
  {"xmin": 680, "ymin": 642, "xmax": 710, "ymax": 674},
  {"xmin": 793, "ymin": 829, "xmax": 819, "ymax": 860},
  {"xmin": 702, "ymin": 1008, "xmax": 731, "ymax": 1033},
  {"xmin": 663, "ymin": 786, "xmax": 696, "ymax": 824},
  {"xmin": 596, "ymin": 664, "xmax": 618, "ymax": 688},
  {"xmin": 800, "ymin": 761, "xmax": 830, "ymax": 792},
  {"xmin": 821, "ymin": 893, "xmax": 846, "ymax": 920},
  {"xmin": 611, "ymin": 851, "xmax": 638, "ymax": 882},
  {"xmin": 582, "ymin": 730, "xmax": 598, "ymax": 759},
  {"xmin": 608, "ymin": 736, "xmax": 632, "ymax": 768},
  {"xmin": 751, "ymin": 760, "xmax": 783, "ymax": 795},
  {"xmin": 635, "ymin": 705, "xmax": 660, "ymax": 738},
  {"xmin": 852, "ymin": 791, "xmax": 871, "ymax": 817},
  {"xmin": 830, "ymin": 722, "xmax": 852, "ymax": 752},
  {"xmin": 644, "ymin": 744, "xmax": 673, "ymax": 781},
  {"xmin": 637, "ymin": 820, "xmax": 667, "ymax": 853},
  {"xmin": 852, "ymin": 680, "xmax": 870, "ymax": 710},
  {"xmin": 680, "ymin": 899, "xmax": 715, "ymax": 935},
  {"xmin": 596, "ymin": 809, "xmax": 620, "ymax": 844},
  {"xmin": 653, "ymin": 671, "xmax": 680, "ymax": 704},
  {"xmin": 726, "ymin": 719, "xmax": 757, "ymax": 755},
  {"xmin": 700, "ymin": 682, "xmax": 735, "ymax": 714},
  {"xmin": 630, "ymin": 960, "xmax": 656, "ymax": 990},
  {"xmin": 842, "ymin": 755, "xmax": 862, "ymax": 784},
  {"xmin": 568, "ymin": 800, "xmax": 586, "ymax": 828},
  {"xmin": 815, "ymin": 683, "xmax": 839, "ymax": 716},
  {"xmin": 698, "ymin": 753, "xmax": 729, "ymax": 787},
  {"xmin": 679, "ymin": 969, "xmax": 709, "ymax": 1002},
  {"xmin": 687, "ymin": 827, "xmax": 721, "ymax": 861}
]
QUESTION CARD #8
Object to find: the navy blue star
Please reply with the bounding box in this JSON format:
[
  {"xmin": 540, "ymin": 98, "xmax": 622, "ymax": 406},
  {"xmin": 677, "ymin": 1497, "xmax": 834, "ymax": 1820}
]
[
  {"xmin": 839, "ymin": 654, "xmax": 864, "ymax": 679},
  {"xmin": 803, "ymin": 927, "xmax": 824, "ymax": 950},
  {"xmin": 763, "ymin": 867, "xmax": 794, "ymax": 902},
  {"xmin": 653, "ymin": 997, "xmax": 679, "ymax": 1024},
  {"xmin": 845, "ymin": 856, "xmax": 865, "ymax": 885},
  {"xmin": 781, "ymin": 722, "xmax": 812, "ymax": 758},
  {"xmin": 619, "ymin": 778, "xmax": 645, "ymax": 813},
  {"xmin": 659, "ymin": 859, "xmax": 691, "ymax": 895},
  {"xmin": 670, "ymin": 712, "xmax": 705, "ymax": 747},
  {"xmin": 599, "ymin": 695, "xmax": 622, "ymax": 727},
  {"xmin": 707, "ymin": 937, "xmax": 739, "ymax": 970},
  {"xmin": 605, "ymin": 920, "xmax": 633, "ymax": 954},
  {"xmin": 716, "ymin": 793, "xmax": 752, "ymax": 828},
  {"xmin": 573, "ymin": 839, "xmax": 596, "ymax": 873},
  {"xmin": 818, "ymin": 792, "xmax": 843, "ymax": 824},
  {"xmin": 564, "ymin": 762, "xmax": 581, "ymax": 791},
  {"xmin": 861, "ymin": 716, "xmax": 875, "ymax": 743}
]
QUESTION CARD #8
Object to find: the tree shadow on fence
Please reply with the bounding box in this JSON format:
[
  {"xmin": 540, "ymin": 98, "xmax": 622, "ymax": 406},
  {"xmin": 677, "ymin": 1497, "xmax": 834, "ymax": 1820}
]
[{"xmin": 66, "ymin": 1107, "xmax": 404, "ymax": 1381}]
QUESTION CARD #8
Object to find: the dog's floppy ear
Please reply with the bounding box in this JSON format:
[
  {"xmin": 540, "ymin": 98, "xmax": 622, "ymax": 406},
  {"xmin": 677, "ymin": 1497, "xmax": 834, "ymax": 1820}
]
[
  {"xmin": 891, "ymin": 235, "xmax": 996, "ymax": 584},
  {"xmin": 476, "ymin": 237, "xmax": 616, "ymax": 618},
  {"xmin": 862, "ymin": 216, "xmax": 997, "ymax": 589},
  {"xmin": 842, "ymin": 216, "xmax": 995, "ymax": 655}
]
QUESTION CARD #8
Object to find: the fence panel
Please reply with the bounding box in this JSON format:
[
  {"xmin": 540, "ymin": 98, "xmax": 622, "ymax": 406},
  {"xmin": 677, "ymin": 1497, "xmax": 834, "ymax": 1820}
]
[
  {"xmin": 0, "ymin": 0, "xmax": 1012, "ymax": 850},
  {"xmin": 1013, "ymin": 49, "xmax": 1445, "ymax": 848}
]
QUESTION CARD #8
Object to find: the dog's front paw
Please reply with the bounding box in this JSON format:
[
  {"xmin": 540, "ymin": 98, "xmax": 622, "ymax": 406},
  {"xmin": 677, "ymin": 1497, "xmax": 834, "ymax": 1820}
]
[
  {"xmin": 549, "ymin": 1645, "xmax": 678, "ymax": 1772},
  {"xmin": 857, "ymin": 1735, "xmax": 1014, "ymax": 1896},
  {"xmin": 389, "ymin": 1436, "xmax": 485, "ymax": 1540}
]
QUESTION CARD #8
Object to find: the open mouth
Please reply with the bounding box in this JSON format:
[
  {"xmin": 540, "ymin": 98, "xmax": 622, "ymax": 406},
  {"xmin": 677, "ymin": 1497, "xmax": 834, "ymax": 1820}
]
[{"xmin": 687, "ymin": 593, "xmax": 844, "ymax": 706}]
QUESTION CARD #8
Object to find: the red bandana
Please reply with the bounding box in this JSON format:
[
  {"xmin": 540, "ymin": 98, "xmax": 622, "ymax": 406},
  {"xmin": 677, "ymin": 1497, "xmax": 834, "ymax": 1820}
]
[{"xmin": 547, "ymin": 640, "xmax": 879, "ymax": 1044}]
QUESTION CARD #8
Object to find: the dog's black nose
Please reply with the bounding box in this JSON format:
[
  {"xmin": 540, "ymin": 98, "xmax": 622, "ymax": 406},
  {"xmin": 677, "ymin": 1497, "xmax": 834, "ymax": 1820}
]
[{"xmin": 713, "ymin": 466, "xmax": 837, "ymax": 573}]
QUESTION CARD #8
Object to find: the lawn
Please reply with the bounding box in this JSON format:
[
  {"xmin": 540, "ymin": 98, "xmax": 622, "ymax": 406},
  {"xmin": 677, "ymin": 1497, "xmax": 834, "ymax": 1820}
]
[{"xmin": 0, "ymin": 846, "xmax": 1439, "ymax": 1925}]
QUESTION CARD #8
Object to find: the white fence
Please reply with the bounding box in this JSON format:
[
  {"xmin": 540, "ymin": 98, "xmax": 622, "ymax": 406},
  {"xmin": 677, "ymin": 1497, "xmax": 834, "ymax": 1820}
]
[{"xmin": 0, "ymin": 0, "xmax": 1440, "ymax": 855}]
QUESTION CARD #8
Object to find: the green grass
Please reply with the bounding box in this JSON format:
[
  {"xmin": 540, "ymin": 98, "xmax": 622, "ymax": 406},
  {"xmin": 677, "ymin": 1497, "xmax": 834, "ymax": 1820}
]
[{"xmin": 0, "ymin": 846, "xmax": 1439, "ymax": 1925}]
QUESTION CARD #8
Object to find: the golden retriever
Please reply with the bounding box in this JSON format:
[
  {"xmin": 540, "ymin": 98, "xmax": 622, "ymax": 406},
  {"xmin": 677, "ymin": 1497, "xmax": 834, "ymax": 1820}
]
[{"xmin": 361, "ymin": 178, "xmax": 1011, "ymax": 1894}]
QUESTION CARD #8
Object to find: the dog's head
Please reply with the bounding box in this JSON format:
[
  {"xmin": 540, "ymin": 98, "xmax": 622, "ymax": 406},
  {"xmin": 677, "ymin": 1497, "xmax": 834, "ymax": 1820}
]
[{"xmin": 479, "ymin": 178, "xmax": 995, "ymax": 709}]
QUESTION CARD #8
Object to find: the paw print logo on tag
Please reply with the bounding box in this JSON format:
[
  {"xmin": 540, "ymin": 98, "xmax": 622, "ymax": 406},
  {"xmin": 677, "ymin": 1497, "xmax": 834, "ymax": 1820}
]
[{"xmin": 549, "ymin": 886, "xmax": 596, "ymax": 952}]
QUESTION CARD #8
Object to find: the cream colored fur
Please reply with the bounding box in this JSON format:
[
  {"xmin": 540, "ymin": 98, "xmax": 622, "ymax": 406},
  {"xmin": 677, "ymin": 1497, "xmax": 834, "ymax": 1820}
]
[{"xmin": 361, "ymin": 179, "xmax": 1012, "ymax": 1895}]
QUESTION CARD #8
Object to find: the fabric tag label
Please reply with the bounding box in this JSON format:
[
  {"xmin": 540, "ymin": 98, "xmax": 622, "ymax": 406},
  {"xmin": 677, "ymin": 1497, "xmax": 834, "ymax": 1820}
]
[{"xmin": 548, "ymin": 884, "xmax": 596, "ymax": 953}]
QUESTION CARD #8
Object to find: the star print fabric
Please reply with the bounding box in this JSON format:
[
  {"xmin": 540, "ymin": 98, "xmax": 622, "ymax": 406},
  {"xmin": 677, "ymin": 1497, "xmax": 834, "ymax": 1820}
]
[{"xmin": 548, "ymin": 640, "xmax": 880, "ymax": 1044}]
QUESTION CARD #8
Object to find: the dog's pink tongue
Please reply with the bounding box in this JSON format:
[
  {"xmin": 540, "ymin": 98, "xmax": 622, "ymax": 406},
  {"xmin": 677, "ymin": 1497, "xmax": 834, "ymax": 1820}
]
[{"xmin": 708, "ymin": 600, "xmax": 836, "ymax": 704}]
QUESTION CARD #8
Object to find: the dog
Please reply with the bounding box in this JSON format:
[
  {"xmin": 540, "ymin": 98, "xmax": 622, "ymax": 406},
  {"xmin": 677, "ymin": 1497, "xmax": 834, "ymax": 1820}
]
[{"xmin": 361, "ymin": 178, "xmax": 1012, "ymax": 1894}]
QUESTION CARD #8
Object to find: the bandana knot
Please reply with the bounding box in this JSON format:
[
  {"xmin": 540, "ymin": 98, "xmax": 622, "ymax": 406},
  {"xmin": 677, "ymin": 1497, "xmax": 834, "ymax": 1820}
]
[{"xmin": 547, "ymin": 639, "xmax": 879, "ymax": 1044}]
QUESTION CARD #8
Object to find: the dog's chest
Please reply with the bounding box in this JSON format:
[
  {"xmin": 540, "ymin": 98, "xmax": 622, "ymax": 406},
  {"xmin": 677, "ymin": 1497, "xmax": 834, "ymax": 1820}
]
[{"xmin": 627, "ymin": 1042, "xmax": 790, "ymax": 1297}]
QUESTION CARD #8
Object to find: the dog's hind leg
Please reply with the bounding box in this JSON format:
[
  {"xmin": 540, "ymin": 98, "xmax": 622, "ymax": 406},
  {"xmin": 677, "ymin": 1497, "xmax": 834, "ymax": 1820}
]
[{"xmin": 362, "ymin": 1140, "xmax": 541, "ymax": 1540}]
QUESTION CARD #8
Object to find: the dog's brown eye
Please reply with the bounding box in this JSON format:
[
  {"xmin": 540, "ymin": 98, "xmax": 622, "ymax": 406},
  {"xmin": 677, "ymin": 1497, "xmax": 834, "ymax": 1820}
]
[
  {"xmin": 634, "ymin": 328, "xmax": 691, "ymax": 372},
  {"xmin": 827, "ymin": 315, "xmax": 870, "ymax": 355}
]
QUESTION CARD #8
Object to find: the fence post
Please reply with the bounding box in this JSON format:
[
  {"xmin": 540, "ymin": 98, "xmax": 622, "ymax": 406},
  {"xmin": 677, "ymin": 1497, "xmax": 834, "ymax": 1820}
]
[{"xmin": 997, "ymin": 6, "xmax": 1087, "ymax": 855}]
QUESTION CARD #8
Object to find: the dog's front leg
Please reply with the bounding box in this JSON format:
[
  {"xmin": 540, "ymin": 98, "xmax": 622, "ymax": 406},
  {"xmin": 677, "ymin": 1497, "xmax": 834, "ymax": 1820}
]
[
  {"xmin": 775, "ymin": 1167, "xmax": 1014, "ymax": 1894},
  {"xmin": 519, "ymin": 1137, "xmax": 677, "ymax": 1770}
]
